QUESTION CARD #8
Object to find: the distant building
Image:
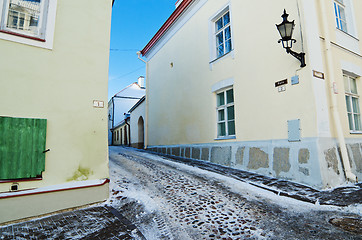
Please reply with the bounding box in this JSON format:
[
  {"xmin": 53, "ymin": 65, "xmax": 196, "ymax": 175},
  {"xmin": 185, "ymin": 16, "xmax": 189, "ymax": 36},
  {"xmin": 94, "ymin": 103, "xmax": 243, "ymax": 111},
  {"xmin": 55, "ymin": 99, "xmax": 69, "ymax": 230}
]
[
  {"xmin": 108, "ymin": 77, "xmax": 145, "ymax": 145},
  {"xmin": 129, "ymin": 96, "xmax": 146, "ymax": 149},
  {"xmin": 111, "ymin": 114, "xmax": 131, "ymax": 146},
  {"xmin": 141, "ymin": 0, "xmax": 362, "ymax": 189},
  {"xmin": 0, "ymin": 0, "xmax": 113, "ymax": 224}
]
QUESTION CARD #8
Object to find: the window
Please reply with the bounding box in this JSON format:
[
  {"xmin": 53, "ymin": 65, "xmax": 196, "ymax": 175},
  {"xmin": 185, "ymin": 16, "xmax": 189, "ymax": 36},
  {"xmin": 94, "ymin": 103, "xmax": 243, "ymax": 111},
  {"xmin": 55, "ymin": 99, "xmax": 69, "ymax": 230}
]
[
  {"xmin": 334, "ymin": 0, "xmax": 347, "ymax": 32},
  {"xmin": 1, "ymin": 0, "xmax": 49, "ymax": 39},
  {"xmin": 215, "ymin": 11, "xmax": 232, "ymax": 58},
  {"xmin": 344, "ymin": 75, "xmax": 361, "ymax": 132},
  {"xmin": 216, "ymin": 88, "xmax": 235, "ymax": 137}
]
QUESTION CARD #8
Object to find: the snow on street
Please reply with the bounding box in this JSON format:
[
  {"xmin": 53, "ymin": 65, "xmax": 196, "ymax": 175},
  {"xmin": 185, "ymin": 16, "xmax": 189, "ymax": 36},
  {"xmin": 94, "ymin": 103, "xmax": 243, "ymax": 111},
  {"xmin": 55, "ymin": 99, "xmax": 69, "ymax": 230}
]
[{"xmin": 107, "ymin": 146, "xmax": 361, "ymax": 240}]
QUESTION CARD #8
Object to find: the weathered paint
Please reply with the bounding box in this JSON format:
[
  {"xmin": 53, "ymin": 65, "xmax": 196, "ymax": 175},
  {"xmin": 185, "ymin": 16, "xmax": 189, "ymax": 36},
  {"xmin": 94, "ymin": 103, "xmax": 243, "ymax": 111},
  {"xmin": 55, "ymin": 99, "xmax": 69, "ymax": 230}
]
[
  {"xmin": 0, "ymin": 117, "xmax": 46, "ymax": 180},
  {"xmin": 0, "ymin": 0, "xmax": 112, "ymax": 223}
]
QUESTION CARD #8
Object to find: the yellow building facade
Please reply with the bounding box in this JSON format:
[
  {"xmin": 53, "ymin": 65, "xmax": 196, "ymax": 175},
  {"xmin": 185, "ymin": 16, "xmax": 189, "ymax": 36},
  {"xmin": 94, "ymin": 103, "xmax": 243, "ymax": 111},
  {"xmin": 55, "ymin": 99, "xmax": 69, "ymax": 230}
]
[
  {"xmin": 0, "ymin": 0, "xmax": 112, "ymax": 223},
  {"xmin": 142, "ymin": 0, "xmax": 362, "ymax": 189}
]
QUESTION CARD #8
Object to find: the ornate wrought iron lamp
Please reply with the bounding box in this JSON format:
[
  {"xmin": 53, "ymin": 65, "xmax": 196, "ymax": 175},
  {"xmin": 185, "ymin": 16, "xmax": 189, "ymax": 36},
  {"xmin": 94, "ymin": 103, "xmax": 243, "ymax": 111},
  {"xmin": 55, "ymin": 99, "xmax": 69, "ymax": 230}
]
[{"xmin": 276, "ymin": 9, "xmax": 306, "ymax": 68}]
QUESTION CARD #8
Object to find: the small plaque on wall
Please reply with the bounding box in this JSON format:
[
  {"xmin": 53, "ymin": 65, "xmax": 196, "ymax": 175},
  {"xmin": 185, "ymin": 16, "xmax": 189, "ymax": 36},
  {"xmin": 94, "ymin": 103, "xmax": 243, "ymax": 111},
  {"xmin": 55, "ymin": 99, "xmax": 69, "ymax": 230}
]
[
  {"xmin": 313, "ymin": 70, "xmax": 325, "ymax": 79},
  {"xmin": 275, "ymin": 79, "xmax": 288, "ymax": 87},
  {"xmin": 93, "ymin": 100, "xmax": 104, "ymax": 108}
]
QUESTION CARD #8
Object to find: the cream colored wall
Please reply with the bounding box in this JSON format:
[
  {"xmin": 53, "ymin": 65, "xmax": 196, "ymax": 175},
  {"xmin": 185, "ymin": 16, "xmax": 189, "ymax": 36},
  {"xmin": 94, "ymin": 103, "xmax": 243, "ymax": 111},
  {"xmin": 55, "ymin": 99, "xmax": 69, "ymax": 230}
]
[
  {"xmin": 0, "ymin": 0, "xmax": 112, "ymax": 192},
  {"xmin": 147, "ymin": 0, "xmax": 319, "ymax": 146},
  {"xmin": 315, "ymin": 0, "xmax": 362, "ymax": 139}
]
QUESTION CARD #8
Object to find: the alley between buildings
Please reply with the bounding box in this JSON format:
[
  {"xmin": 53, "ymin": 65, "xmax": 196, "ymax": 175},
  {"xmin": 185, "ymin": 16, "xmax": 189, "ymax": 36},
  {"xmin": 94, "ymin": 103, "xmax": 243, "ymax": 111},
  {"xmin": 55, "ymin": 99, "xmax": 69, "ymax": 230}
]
[{"xmin": 107, "ymin": 146, "xmax": 361, "ymax": 240}]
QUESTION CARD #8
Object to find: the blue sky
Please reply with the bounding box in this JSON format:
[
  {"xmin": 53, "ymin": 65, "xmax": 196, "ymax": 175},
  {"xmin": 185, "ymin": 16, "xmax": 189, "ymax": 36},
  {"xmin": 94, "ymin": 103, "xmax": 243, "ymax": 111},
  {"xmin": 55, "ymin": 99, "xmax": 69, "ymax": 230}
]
[{"xmin": 108, "ymin": 0, "xmax": 176, "ymax": 100}]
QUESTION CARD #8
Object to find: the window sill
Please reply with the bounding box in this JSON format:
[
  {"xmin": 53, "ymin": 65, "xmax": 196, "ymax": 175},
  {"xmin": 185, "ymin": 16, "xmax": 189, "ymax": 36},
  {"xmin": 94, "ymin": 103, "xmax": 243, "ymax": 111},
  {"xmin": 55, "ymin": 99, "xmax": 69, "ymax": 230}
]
[
  {"xmin": 209, "ymin": 50, "xmax": 234, "ymax": 70},
  {"xmin": 215, "ymin": 136, "xmax": 236, "ymax": 141},
  {"xmin": 0, "ymin": 30, "xmax": 45, "ymax": 42},
  {"xmin": 350, "ymin": 131, "xmax": 362, "ymax": 134},
  {"xmin": 336, "ymin": 28, "xmax": 359, "ymax": 41},
  {"xmin": 210, "ymin": 50, "xmax": 234, "ymax": 64}
]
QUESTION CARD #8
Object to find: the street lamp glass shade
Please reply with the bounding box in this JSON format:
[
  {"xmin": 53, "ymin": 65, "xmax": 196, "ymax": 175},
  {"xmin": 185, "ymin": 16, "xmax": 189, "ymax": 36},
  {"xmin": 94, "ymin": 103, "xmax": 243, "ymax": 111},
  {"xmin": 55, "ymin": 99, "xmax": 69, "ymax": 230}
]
[{"xmin": 276, "ymin": 21, "xmax": 294, "ymax": 40}]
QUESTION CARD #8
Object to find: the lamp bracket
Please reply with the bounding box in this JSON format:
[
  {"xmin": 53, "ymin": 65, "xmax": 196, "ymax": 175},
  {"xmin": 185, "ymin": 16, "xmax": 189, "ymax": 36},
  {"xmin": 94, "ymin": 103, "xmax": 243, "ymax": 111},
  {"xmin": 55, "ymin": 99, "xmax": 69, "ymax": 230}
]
[{"xmin": 286, "ymin": 48, "xmax": 306, "ymax": 68}]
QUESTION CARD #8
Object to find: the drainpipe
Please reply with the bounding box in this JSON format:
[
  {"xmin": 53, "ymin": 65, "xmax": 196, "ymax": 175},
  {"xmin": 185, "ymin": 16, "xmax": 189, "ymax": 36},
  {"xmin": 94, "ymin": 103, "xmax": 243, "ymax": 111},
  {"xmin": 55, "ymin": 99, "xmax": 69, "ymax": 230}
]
[
  {"xmin": 111, "ymin": 97, "xmax": 115, "ymax": 146},
  {"xmin": 319, "ymin": 0, "xmax": 357, "ymax": 182},
  {"xmin": 137, "ymin": 51, "xmax": 149, "ymax": 150},
  {"xmin": 125, "ymin": 117, "xmax": 131, "ymax": 147}
]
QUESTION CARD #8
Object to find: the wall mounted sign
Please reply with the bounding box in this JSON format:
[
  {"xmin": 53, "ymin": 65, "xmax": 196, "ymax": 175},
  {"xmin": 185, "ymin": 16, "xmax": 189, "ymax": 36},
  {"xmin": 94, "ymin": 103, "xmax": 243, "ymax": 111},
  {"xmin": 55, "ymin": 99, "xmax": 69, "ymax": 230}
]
[
  {"xmin": 275, "ymin": 79, "xmax": 288, "ymax": 87},
  {"xmin": 291, "ymin": 75, "xmax": 299, "ymax": 85},
  {"xmin": 93, "ymin": 100, "xmax": 104, "ymax": 108},
  {"xmin": 313, "ymin": 70, "xmax": 325, "ymax": 79}
]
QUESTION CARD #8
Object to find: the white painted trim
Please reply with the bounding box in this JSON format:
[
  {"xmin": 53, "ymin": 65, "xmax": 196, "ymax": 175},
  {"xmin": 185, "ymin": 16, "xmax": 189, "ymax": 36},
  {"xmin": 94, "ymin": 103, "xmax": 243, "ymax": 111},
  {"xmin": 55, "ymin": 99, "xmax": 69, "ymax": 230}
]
[
  {"xmin": 145, "ymin": 0, "xmax": 208, "ymax": 60},
  {"xmin": 0, "ymin": 0, "xmax": 57, "ymax": 49},
  {"xmin": 208, "ymin": 2, "xmax": 233, "ymax": 63},
  {"xmin": 341, "ymin": 60, "xmax": 362, "ymax": 77},
  {"xmin": 302, "ymin": 0, "xmax": 331, "ymax": 137},
  {"xmin": 211, "ymin": 78, "xmax": 234, "ymax": 92}
]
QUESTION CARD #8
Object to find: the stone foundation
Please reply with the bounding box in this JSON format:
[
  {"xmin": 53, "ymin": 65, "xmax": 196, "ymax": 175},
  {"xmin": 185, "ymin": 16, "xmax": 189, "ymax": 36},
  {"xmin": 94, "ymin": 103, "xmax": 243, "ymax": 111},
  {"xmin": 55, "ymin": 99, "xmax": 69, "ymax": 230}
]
[{"xmin": 147, "ymin": 138, "xmax": 362, "ymax": 189}]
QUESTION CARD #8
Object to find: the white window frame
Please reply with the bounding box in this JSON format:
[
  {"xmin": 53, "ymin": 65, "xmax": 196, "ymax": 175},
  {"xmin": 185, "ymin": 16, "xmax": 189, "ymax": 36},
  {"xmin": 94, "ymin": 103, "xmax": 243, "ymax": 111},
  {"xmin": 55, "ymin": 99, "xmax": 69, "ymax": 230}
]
[
  {"xmin": 209, "ymin": 5, "xmax": 234, "ymax": 63},
  {"xmin": 344, "ymin": 74, "xmax": 362, "ymax": 133},
  {"xmin": 216, "ymin": 87, "xmax": 235, "ymax": 139},
  {"xmin": 334, "ymin": 0, "xmax": 347, "ymax": 33},
  {"xmin": 0, "ymin": 0, "xmax": 57, "ymax": 49}
]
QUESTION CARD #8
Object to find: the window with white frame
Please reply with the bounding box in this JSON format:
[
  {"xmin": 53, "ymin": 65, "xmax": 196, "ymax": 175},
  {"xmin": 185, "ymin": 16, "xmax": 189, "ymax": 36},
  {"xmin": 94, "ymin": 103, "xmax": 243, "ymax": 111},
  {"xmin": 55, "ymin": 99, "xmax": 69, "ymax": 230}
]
[
  {"xmin": 215, "ymin": 11, "xmax": 232, "ymax": 58},
  {"xmin": 344, "ymin": 75, "xmax": 362, "ymax": 132},
  {"xmin": 216, "ymin": 88, "xmax": 235, "ymax": 137},
  {"xmin": 334, "ymin": 0, "xmax": 347, "ymax": 33},
  {"xmin": 0, "ymin": 0, "xmax": 49, "ymax": 39}
]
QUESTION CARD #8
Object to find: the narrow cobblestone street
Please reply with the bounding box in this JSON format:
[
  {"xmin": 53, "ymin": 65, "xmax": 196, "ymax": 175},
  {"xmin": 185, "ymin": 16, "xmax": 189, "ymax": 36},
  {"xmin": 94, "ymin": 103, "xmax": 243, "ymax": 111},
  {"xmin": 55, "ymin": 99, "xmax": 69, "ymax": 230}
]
[
  {"xmin": 107, "ymin": 146, "xmax": 362, "ymax": 240},
  {"xmin": 0, "ymin": 146, "xmax": 360, "ymax": 239}
]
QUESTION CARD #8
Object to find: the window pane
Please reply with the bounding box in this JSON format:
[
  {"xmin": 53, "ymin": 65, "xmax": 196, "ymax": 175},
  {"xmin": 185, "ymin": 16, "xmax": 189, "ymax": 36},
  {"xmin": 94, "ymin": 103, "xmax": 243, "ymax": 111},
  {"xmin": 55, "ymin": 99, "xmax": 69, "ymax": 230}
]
[
  {"xmin": 217, "ymin": 44, "xmax": 224, "ymax": 57},
  {"xmin": 225, "ymin": 40, "xmax": 232, "ymax": 54},
  {"xmin": 228, "ymin": 120, "xmax": 235, "ymax": 135},
  {"xmin": 344, "ymin": 75, "xmax": 349, "ymax": 92},
  {"xmin": 218, "ymin": 122, "xmax": 226, "ymax": 136},
  {"xmin": 354, "ymin": 114, "xmax": 362, "ymax": 131},
  {"xmin": 216, "ymin": 17, "xmax": 223, "ymax": 31},
  {"xmin": 218, "ymin": 109, "xmax": 225, "ymax": 121},
  {"xmin": 6, "ymin": 0, "xmax": 42, "ymax": 35},
  {"xmin": 216, "ymin": 32, "xmax": 224, "ymax": 45},
  {"xmin": 352, "ymin": 97, "xmax": 360, "ymax": 114},
  {"xmin": 217, "ymin": 92, "xmax": 225, "ymax": 106},
  {"xmin": 346, "ymin": 96, "xmax": 352, "ymax": 112},
  {"xmin": 226, "ymin": 89, "xmax": 234, "ymax": 103},
  {"xmin": 339, "ymin": 5, "xmax": 346, "ymax": 21},
  {"xmin": 334, "ymin": 3, "xmax": 340, "ymax": 29},
  {"xmin": 348, "ymin": 113, "xmax": 353, "ymax": 130},
  {"xmin": 223, "ymin": 12, "xmax": 230, "ymax": 25},
  {"xmin": 225, "ymin": 26, "xmax": 231, "ymax": 40},
  {"xmin": 350, "ymin": 78, "xmax": 357, "ymax": 94},
  {"xmin": 227, "ymin": 106, "xmax": 234, "ymax": 120}
]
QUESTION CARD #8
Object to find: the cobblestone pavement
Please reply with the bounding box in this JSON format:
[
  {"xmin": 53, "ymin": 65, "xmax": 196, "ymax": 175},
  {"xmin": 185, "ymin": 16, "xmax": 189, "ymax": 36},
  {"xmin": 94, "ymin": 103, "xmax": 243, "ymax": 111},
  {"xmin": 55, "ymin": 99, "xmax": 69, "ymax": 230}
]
[
  {"xmin": 145, "ymin": 148, "xmax": 362, "ymax": 207},
  {"xmin": 1, "ymin": 146, "xmax": 361, "ymax": 239},
  {"xmin": 0, "ymin": 205, "xmax": 145, "ymax": 239},
  {"xmin": 108, "ymin": 147, "xmax": 362, "ymax": 240}
]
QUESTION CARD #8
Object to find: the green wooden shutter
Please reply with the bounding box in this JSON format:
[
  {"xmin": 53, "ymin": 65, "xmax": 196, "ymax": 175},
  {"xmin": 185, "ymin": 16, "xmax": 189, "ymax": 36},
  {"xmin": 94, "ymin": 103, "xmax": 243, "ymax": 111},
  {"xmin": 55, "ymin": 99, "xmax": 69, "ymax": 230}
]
[{"xmin": 0, "ymin": 116, "xmax": 47, "ymax": 179}]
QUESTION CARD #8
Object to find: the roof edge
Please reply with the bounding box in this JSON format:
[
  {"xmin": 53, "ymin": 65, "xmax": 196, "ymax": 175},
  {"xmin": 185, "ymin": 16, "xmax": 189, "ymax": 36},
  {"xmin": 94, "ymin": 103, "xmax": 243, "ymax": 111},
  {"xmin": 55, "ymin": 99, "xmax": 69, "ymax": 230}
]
[{"xmin": 140, "ymin": 0, "xmax": 194, "ymax": 56}]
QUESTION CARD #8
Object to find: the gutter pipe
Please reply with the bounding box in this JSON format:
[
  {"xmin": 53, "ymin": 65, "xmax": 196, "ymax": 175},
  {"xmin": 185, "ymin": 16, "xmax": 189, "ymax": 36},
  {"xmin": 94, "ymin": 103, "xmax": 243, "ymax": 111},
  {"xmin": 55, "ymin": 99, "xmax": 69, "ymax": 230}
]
[
  {"xmin": 319, "ymin": 0, "xmax": 357, "ymax": 182},
  {"xmin": 137, "ymin": 51, "xmax": 149, "ymax": 150}
]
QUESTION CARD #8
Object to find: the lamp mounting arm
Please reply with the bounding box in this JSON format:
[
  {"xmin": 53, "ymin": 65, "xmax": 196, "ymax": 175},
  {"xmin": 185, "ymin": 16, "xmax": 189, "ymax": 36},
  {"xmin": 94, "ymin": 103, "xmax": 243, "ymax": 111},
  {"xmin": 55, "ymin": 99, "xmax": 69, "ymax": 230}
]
[{"xmin": 286, "ymin": 47, "xmax": 306, "ymax": 68}]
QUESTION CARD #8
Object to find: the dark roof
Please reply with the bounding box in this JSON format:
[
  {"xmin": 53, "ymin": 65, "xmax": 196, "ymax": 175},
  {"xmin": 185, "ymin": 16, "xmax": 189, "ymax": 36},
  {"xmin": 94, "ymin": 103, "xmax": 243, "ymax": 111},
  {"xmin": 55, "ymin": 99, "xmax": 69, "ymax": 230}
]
[{"xmin": 129, "ymin": 96, "xmax": 146, "ymax": 113}]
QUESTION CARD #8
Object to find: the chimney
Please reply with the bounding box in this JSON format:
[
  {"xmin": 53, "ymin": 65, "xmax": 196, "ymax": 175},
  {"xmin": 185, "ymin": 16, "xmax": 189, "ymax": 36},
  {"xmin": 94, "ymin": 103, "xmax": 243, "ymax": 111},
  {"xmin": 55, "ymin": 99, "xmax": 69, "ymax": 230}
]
[
  {"xmin": 175, "ymin": 0, "xmax": 183, "ymax": 8},
  {"xmin": 138, "ymin": 76, "xmax": 145, "ymax": 89}
]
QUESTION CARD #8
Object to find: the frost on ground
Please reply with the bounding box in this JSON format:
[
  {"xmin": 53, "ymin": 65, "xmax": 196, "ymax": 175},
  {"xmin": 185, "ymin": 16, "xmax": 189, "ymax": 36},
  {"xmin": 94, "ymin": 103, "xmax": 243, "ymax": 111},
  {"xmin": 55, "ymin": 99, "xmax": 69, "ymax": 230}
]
[{"xmin": 107, "ymin": 146, "xmax": 362, "ymax": 240}]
